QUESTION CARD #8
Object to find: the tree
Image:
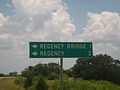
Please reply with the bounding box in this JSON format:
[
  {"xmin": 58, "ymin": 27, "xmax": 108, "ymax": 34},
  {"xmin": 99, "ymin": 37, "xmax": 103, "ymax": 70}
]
[
  {"xmin": 21, "ymin": 62, "xmax": 60, "ymax": 79},
  {"xmin": 72, "ymin": 54, "xmax": 120, "ymax": 84},
  {"xmin": 0, "ymin": 73, "xmax": 5, "ymax": 77},
  {"xmin": 9, "ymin": 72, "xmax": 18, "ymax": 76},
  {"xmin": 32, "ymin": 63, "xmax": 50, "ymax": 77},
  {"xmin": 23, "ymin": 76, "xmax": 33, "ymax": 90},
  {"xmin": 21, "ymin": 66, "xmax": 33, "ymax": 77},
  {"xmin": 35, "ymin": 76, "xmax": 48, "ymax": 90},
  {"xmin": 64, "ymin": 68, "xmax": 73, "ymax": 77},
  {"xmin": 32, "ymin": 62, "xmax": 59, "ymax": 78},
  {"xmin": 48, "ymin": 63, "xmax": 59, "ymax": 74},
  {"xmin": 48, "ymin": 72, "xmax": 58, "ymax": 80}
]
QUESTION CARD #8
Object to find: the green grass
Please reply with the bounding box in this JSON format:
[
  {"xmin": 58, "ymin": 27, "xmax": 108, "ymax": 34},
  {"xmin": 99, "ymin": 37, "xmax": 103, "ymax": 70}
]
[
  {"xmin": 49, "ymin": 78, "xmax": 120, "ymax": 90},
  {"xmin": 0, "ymin": 77, "xmax": 120, "ymax": 90},
  {"xmin": 0, "ymin": 77, "xmax": 24, "ymax": 90}
]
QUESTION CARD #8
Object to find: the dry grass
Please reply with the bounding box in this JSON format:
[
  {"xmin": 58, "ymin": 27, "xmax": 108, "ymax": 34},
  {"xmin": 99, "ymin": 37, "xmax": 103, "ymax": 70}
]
[{"xmin": 0, "ymin": 77, "xmax": 24, "ymax": 90}]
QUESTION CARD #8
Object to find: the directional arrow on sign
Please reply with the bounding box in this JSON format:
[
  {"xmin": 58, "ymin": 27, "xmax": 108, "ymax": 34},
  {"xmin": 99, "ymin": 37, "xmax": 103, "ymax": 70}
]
[
  {"xmin": 32, "ymin": 52, "xmax": 38, "ymax": 56},
  {"xmin": 32, "ymin": 44, "xmax": 38, "ymax": 48}
]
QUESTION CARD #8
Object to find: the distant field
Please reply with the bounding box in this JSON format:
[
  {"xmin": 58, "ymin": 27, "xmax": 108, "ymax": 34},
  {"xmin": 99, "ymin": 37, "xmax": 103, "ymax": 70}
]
[
  {"xmin": 0, "ymin": 77, "xmax": 24, "ymax": 90},
  {"xmin": 0, "ymin": 77, "xmax": 15, "ymax": 79},
  {"xmin": 0, "ymin": 77, "xmax": 120, "ymax": 90}
]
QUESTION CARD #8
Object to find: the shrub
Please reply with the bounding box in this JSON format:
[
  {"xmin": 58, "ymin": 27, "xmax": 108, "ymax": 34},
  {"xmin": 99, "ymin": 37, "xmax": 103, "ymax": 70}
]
[
  {"xmin": 0, "ymin": 73, "xmax": 5, "ymax": 77},
  {"xmin": 23, "ymin": 76, "xmax": 33, "ymax": 90},
  {"xmin": 14, "ymin": 76, "xmax": 25, "ymax": 85},
  {"xmin": 35, "ymin": 76, "xmax": 48, "ymax": 90},
  {"xmin": 48, "ymin": 72, "xmax": 58, "ymax": 80}
]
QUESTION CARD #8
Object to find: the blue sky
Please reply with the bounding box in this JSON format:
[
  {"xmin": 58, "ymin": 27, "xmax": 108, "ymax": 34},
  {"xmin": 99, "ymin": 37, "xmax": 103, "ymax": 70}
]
[
  {"xmin": 0, "ymin": 0, "xmax": 120, "ymax": 31},
  {"xmin": 0, "ymin": 0, "xmax": 120, "ymax": 73},
  {"xmin": 64, "ymin": 0, "xmax": 120, "ymax": 33},
  {"xmin": 0, "ymin": 0, "xmax": 13, "ymax": 15}
]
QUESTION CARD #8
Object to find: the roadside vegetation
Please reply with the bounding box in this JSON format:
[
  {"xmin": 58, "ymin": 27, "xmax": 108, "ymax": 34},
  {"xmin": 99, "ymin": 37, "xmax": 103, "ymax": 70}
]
[
  {"xmin": 1, "ymin": 77, "xmax": 120, "ymax": 90},
  {"xmin": 0, "ymin": 54, "xmax": 120, "ymax": 90},
  {"xmin": 0, "ymin": 77, "xmax": 24, "ymax": 90}
]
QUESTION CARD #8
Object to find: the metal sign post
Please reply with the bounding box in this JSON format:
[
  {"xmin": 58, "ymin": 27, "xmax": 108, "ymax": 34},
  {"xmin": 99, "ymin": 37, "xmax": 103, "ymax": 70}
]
[
  {"xmin": 29, "ymin": 42, "xmax": 93, "ymax": 90},
  {"xmin": 60, "ymin": 58, "xmax": 63, "ymax": 90}
]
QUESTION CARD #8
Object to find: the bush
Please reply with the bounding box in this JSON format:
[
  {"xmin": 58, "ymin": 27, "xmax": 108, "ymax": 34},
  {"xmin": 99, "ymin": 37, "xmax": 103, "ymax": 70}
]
[
  {"xmin": 35, "ymin": 76, "xmax": 48, "ymax": 90},
  {"xmin": 9, "ymin": 72, "xmax": 18, "ymax": 76},
  {"xmin": 28, "ymin": 84, "xmax": 36, "ymax": 90},
  {"xmin": 51, "ymin": 78, "xmax": 120, "ymax": 90},
  {"xmin": 23, "ymin": 76, "xmax": 33, "ymax": 90},
  {"xmin": 14, "ymin": 76, "xmax": 25, "ymax": 85},
  {"xmin": 73, "ymin": 54, "xmax": 120, "ymax": 84},
  {"xmin": 0, "ymin": 73, "xmax": 5, "ymax": 77},
  {"xmin": 64, "ymin": 69, "xmax": 73, "ymax": 77},
  {"xmin": 48, "ymin": 72, "xmax": 58, "ymax": 80}
]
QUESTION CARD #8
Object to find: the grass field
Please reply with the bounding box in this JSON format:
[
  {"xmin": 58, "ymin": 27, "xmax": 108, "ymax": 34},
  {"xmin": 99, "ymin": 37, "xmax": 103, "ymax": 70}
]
[
  {"xmin": 0, "ymin": 77, "xmax": 24, "ymax": 90},
  {"xmin": 0, "ymin": 77, "xmax": 120, "ymax": 90},
  {"xmin": 48, "ymin": 78, "xmax": 120, "ymax": 90}
]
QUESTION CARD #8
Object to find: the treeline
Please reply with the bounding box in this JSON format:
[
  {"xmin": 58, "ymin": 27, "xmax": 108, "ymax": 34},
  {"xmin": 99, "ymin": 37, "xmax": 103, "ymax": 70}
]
[
  {"xmin": 72, "ymin": 54, "xmax": 120, "ymax": 84},
  {"xmin": 0, "ymin": 72, "xmax": 18, "ymax": 77},
  {"xmin": 15, "ymin": 54, "xmax": 120, "ymax": 89},
  {"xmin": 15, "ymin": 63, "xmax": 60, "ymax": 90},
  {"xmin": 21, "ymin": 62, "xmax": 59, "ymax": 80},
  {"xmin": 1, "ymin": 54, "xmax": 120, "ymax": 89},
  {"xmin": 13, "ymin": 54, "xmax": 120, "ymax": 84}
]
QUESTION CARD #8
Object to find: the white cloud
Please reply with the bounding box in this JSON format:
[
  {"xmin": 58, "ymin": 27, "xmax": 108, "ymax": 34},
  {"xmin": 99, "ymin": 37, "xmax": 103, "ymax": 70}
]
[
  {"xmin": 77, "ymin": 11, "xmax": 120, "ymax": 58},
  {"xmin": 12, "ymin": 0, "xmax": 62, "ymax": 16},
  {"xmin": 1, "ymin": 0, "xmax": 75, "ymax": 48},
  {"xmin": 0, "ymin": 13, "xmax": 8, "ymax": 27},
  {"xmin": 0, "ymin": 0, "xmax": 76, "ymax": 73},
  {"xmin": 0, "ymin": 33, "xmax": 9, "ymax": 40},
  {"xmin": 0, "ymin": 0, "xmax": 120, "ymax": 73},
  {"xmin": 43, "ymin": 8, "xmax": 76, "ymax": 41}
]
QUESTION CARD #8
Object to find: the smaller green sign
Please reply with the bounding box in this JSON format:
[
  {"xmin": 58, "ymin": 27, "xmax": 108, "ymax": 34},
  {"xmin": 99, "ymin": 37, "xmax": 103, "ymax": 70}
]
[{"xmin": 29, "ymin": 42, "xmax": 93, "ymax": 58}]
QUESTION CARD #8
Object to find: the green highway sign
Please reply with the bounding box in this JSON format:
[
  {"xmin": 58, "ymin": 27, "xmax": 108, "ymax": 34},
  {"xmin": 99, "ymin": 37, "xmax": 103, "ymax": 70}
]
[{"xmin": 29, "ymin": 42, "xmax": 93, "ymax": 58}]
